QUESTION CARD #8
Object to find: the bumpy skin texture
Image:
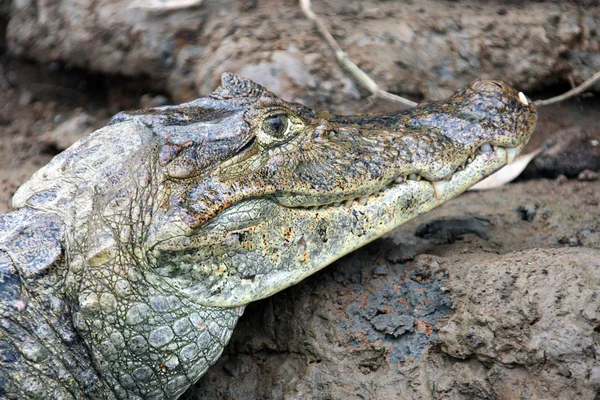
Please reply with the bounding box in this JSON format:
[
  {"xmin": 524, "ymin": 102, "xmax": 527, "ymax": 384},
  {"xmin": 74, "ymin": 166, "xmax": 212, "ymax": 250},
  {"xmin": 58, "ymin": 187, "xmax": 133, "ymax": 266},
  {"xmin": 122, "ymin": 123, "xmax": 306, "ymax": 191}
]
[{"xmin": 0, "ymin": 74, "xmax": 536, "ymax": 399}]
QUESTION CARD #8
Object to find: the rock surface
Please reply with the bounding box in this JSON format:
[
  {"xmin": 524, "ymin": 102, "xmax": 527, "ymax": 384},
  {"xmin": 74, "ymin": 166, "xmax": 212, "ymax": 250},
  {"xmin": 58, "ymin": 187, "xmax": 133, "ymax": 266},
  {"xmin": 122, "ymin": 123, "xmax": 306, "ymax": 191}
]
[
  {"xmin": 40, "ymin": 111, "xmax": 97, "ymax": 151},
  {"xmin": 5, "ymin": 0, "xmax": 600, "ymax": 112}
]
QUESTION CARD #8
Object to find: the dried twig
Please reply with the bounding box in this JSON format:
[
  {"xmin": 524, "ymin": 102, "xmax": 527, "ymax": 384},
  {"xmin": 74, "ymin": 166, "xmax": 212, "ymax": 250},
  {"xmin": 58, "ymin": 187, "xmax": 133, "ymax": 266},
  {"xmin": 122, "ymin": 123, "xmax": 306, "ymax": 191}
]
[
  {"xmin": 534, "ymin": 70, "xmax": 600, "ymax": 107},
  {"xmin": 299, "ymin": 0, "xmax": 417, "ymax": 108},
  {"xmin": 128, "ymin": 0, "xmax": 203, "ymax": 11}
]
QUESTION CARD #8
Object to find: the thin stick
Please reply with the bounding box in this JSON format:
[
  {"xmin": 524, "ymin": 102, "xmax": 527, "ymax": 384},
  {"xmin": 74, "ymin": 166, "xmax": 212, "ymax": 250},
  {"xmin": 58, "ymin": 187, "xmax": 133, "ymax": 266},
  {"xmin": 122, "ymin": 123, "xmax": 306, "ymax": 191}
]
[
  {"xmin": 534, "ymin": 70, "xmax": 600, "ymax": 107},
  {"xmin": 299, "ymin": 0, "xmax": 418, "ymax": 108}
]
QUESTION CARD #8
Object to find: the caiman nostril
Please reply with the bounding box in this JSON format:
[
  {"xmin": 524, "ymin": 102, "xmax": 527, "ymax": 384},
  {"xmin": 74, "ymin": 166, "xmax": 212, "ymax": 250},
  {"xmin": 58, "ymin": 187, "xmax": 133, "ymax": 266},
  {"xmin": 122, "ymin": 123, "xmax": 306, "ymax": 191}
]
[{"xmin": 472, "ymin": 80, "xmax": 505, "ymax": 93}]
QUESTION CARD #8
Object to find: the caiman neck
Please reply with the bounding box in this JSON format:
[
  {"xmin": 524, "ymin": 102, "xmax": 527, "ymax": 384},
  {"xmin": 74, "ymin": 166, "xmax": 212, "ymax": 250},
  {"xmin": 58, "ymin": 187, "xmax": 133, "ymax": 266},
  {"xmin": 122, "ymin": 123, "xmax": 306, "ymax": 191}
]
[
  {"xmin": 72, "ymin": 234, "xmax": 244, "ymax": 399},
  {"xmin": 8, "ymin": 120, "xmax": 244, "ymax": 398}
]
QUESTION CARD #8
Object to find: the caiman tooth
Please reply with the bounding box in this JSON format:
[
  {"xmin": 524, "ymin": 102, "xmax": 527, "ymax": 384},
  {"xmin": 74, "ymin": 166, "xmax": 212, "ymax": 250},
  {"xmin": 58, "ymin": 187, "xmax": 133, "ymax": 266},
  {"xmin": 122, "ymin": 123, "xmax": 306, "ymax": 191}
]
[
  {"xmin": 394, "ymin": 175, "xmax": 405, "ymax": 184},
  {"xmin": 431, "ymin": 180, "xmax": 447, "ymax": 200},
  {"xmin": 506, "ymin": 147, "xmax": 518, "ymax": 164},
  {"xmin": 480, "ymin": 143, "xmax": 493, "ymax": 153},
  {"xmin": 359, "ymin": 197, "xmax": 368, "ymax": 205},
  {"xmin": 344, "ymin": 199, "xmax": 353, "ymax": 207},
  {"xmin": 333, "ymin": 201, "xmax": 341, "ymax": 207},
  {"xmin": 408, "ymin": 173, "xmax": 418, "ymax": 181}
]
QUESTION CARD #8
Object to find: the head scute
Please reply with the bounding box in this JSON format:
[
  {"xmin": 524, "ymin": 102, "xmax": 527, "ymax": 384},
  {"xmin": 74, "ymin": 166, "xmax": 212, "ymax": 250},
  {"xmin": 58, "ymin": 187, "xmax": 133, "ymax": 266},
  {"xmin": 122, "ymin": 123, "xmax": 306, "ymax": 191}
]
[{"xmin": 211, "ymin": 72, "xmax": 275, "ymax": 100}]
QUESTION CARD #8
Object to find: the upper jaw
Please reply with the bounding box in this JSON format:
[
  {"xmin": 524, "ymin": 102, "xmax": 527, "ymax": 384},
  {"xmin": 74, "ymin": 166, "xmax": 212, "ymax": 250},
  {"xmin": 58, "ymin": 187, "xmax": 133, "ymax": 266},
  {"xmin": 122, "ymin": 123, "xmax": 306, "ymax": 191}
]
[{"xmin": 275, "ymin": 141, "xmax": 525, "ymax": 209}]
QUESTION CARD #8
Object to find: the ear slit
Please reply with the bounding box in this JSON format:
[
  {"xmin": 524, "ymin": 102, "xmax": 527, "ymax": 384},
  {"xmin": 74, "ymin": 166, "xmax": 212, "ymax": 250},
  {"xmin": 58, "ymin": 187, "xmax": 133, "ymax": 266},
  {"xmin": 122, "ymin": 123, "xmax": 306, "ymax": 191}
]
[{"xmin": 236, "ymin": 136, "xmax": 257, "ymax": 155}]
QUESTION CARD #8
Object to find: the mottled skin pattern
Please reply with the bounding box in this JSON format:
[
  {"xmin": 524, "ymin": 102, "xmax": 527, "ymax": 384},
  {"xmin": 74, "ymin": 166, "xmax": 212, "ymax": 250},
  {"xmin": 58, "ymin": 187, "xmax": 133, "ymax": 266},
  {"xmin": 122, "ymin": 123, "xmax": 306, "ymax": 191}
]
[{"xmin": 0, "ymin": 73, "xmax": 536, "ymax": 399}]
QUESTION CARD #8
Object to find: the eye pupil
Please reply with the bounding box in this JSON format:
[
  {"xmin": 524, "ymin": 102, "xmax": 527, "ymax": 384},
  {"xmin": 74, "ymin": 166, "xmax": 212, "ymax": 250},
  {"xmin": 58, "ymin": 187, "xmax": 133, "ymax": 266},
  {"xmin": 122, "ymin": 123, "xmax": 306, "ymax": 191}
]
[{"xmin": 263, "ymin": 114, "xmax": 288, "ymax": 137}]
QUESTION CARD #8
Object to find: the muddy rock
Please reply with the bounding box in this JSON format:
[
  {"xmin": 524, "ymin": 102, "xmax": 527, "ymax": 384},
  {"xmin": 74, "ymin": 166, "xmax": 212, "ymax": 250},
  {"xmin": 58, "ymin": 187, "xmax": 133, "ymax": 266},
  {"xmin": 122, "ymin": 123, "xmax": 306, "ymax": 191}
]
[
  {"xmin": 522, "ymin": 126, "xmax": 600, "ymax": 180},
  {"xmin": 41, "ymin": 111, "xmax": 97, "ymax": 151},
  {"xmin": 579, "ymin": 169, "xmax": 600, "ymax": 181},
  {"xmin": 439, "ymin": 248, "xmax": 600, "ymax": 399},
  {"xmin": 5, "ymin": 1, "xmax": 600, "ymax": 112}
]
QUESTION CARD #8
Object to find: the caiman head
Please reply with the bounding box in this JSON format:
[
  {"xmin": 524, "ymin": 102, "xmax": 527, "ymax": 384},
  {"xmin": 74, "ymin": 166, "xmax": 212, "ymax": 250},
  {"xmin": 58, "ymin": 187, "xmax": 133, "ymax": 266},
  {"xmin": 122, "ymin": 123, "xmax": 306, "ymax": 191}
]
[{"xmin": 121, "ymin": 73, "xmax": 536, "ymax": 308}]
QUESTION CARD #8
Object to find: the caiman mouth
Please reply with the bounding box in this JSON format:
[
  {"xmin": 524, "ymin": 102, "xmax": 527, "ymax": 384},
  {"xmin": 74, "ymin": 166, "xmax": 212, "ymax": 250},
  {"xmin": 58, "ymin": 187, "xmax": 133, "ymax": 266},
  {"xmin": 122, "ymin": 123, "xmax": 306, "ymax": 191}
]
[{"xmin": 277, "ymin": 143, "xmax": 520, "ymax": 210}]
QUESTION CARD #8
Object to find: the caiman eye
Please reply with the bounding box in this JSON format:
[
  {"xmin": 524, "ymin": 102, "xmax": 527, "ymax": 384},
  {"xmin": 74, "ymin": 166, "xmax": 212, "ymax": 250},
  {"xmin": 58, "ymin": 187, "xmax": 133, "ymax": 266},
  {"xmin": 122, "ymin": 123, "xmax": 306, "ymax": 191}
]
[{"xmin": 262, "ymin": 114, "xmax": 289, "ymax": 138}]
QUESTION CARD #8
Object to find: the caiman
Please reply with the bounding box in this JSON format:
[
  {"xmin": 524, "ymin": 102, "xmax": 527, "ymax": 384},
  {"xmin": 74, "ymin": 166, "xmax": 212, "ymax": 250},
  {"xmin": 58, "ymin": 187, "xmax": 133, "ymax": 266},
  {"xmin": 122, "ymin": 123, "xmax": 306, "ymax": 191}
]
[{"xmin": 0, "ymin": 73, "xmax": 536, "ymax": 399}]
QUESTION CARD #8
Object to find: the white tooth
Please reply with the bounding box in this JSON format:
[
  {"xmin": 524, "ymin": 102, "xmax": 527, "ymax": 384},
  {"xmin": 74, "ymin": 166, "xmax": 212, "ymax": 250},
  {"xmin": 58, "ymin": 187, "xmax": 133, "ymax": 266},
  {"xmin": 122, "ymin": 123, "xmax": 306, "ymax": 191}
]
[
  {"xmin": 480, "ymin": 143, "xmax": 493, "ymax": 153},
  {"xmin": 394, "ymin": 175, "xmax": 405, "ymax": 184},
  {"xmin": 506, "ymin": 147, "xmax": 518, "ymax": 164},
  {"xmin": 408, "ymin": 173, "xmax": 418, "ymax": 180},
  {"xmin": 518, "ymin": 92, "xmax": 529, "ymax": 106},
  {"xmin": 333, "ymin": 201, "xmax": 341, "ymax": 206},
  {"xmin": 345, "ymin": 199, "xmax": 353, "ymax": 207},
  {"xmin": 359, "ymin": 197, "xmax": 368, "ymax": 205},
  {"xmin": 432, "ymin": 180, "xmax": 447, "ymax": 200}
]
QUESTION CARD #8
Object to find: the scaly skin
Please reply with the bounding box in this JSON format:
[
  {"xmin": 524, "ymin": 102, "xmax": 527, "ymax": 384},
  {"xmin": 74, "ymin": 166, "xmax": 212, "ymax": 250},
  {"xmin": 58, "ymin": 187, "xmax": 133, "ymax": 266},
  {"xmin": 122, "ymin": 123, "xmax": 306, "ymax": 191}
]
[{"xmin": 0, "ymin": 74, "xmax": 536, "ymax": 399}]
